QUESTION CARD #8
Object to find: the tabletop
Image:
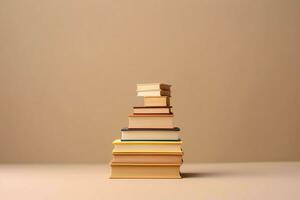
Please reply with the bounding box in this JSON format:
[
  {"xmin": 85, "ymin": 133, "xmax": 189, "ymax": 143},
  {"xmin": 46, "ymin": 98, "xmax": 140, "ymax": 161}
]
[{"xmin": 0, "ymin": 162, "xmax": 299, "ymax": 200}]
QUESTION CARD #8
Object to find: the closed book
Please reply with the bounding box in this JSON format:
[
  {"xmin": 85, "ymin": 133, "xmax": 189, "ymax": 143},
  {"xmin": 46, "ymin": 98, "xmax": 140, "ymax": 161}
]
[
  {"xmin": 136, "ymin": 83, "xmax": 171, "ymax": 91},
  {"xmin": 144, "ymin": 96, "xmax": 170, "ymax": 107},
  {"xmin": 133, "ymin": 106, "xmax": 172, "ymax": 114},
  {"xmin": 112, "ymin": 152, "xmax": 183, "ymax": 164},
  {"xmin": 121, "ymin": 127, "xmax": 180, "ymax": 141},
  {"xmin": 110, "ymin": 163, "xmax": 181, "ymax": 179},
  {"xmin": 137, "ymin": 90, "xmax": 170, "ymax": 97},
  {"xmin": 112, "ymin": 139, "xmax": 182, "ymax": 153},
  {"xmin": 128, "ymin": 114, "xmax": 174, "ymax": 129}
]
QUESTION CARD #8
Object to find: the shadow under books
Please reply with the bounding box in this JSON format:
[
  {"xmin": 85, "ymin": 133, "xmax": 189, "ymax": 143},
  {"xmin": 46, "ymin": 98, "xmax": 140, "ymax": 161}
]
[{"xmin": 181, "ymin": 171, "xmax": 239, "ymax": 179}]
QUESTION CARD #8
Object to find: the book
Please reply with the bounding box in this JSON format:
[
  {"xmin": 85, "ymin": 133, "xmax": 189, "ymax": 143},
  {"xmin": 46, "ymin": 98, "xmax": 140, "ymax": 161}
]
[
  {"xmin": 112, "ymin": 139, "xmax": 182, "ymax": 153},
  {"xmin": 112, "ymin": 152, "xmax": 183, "ymax": 164},
  {"xmin": 128, "ymin": 114, "xmax": 174, "ymax": 128},
  {"xmin": 137, "ymin": 90, "xmax": 171, "ymax": 97},
  {"xmin": 137, "ymin": 83, "xmax": 171, "ymax": 91},
  {"xmin": 110, "ymin": 163, "xmax": 181, "ymax": 179},
  {"xmin": 144, "ymin": 96, "xmax": 170, "ymax": 107},
  {"xmin": 133, "ymin": 106, "xmax": 172, "ymax": 114},
  {"xmin": 121, "ymin": 127, "xmax": 180, "ymax": 141}
]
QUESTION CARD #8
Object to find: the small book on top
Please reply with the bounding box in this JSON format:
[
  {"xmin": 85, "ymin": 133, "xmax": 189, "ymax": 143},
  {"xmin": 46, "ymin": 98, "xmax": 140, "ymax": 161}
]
[
  {"xmin": 137, "ymin": 83, "xmax": 171, "ymax": 91},
  {"xmin": 137, "ymin": 83, "xmax": 171, "ymax": 97}
]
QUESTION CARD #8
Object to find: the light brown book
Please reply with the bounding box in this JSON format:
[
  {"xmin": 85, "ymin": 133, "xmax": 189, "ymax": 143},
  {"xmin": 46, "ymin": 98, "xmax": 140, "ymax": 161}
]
[
  {"xmin": 110, "ymin": 163, "xmax": 181, "ymax": 179},
  {"xmin": 128, "ymin": 114, "xmax": 174, "ymax": 129},
  {"xmin": 133, "ymin": 106, "xmax": 172, "ymax": 114},
  {"xmin": 112, "ymin": 152, "xmax": 183, "ymax": 164},
  {"xmin": 144, "ymin": 96, "xmax": 170, "ymax": 107},
  {"xmin": 136, "ymin": 83, "xmax": 171, "ymax": 91}
]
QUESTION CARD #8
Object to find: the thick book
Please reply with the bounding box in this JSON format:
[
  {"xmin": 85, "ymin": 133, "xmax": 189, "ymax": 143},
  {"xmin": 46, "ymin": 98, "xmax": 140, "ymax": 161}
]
[
  {"xmin": 144, "ymin": 96, "xmax": 170, "ymax": 107},
  {"xmin": 112, "ymin": 152, "xmax": 183, "ymax": 164},
  {"xmin": 137, "ymin": 90, "xmax": 171, "ymax": 97},
  {"xmin": 137, "ymin": 83, "xmax": 171, "ymax": 91},
  {"xmin": 128, "ymin": 114, "xmax": 174, "ymax": 129},
  {"xmin": 133, "ymin": 106, "xmax": 172, "ymax": 114},
  {"xmin": 121, "ymin": 127, "xmax": 180, "ymax": 141},
  {"xmin": 112, "ymin": 139, "xmax": 182, "ymax": 153},
  {"xmin": 110, "ymin": 163, "xmax": 181, "ymax": 179}
]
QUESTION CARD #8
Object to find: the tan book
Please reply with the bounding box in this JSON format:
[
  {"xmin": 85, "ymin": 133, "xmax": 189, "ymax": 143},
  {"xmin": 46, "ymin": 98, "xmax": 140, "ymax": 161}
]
[
  {"xmin": 137, "ymin": 83, "xmax": 171, "ymax": 91},
  {"xmin": 133, "ymin": 106, "xmax": 172, "ymax": 114},
  {"xmin": 110, "ymin": 163, "xmax": 181, "ymax": 179},
  {"xmin": 144, "ymin": 96, "xmax": 170, "ymax": 107},
  {"xmin": 112, "ymin": 139, "xmax": 182, "ymax": 153},
  {"xmin": 128, "ymin": 114, "xmax": 174, "ymax": 129},
  {"xmin": 112, "ymin": 152, "xmax": 183, "ymax": 164}
]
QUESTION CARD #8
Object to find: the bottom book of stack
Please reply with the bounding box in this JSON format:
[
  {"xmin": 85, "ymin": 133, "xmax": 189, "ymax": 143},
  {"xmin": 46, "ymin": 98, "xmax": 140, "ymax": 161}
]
[{"xmin": 110, "ymin": 140, "xmax": 183, "ymax": 179}]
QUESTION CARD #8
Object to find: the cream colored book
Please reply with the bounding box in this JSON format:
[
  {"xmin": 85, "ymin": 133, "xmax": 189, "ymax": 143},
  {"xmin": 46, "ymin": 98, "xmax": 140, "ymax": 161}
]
[
  {"xmin": 112, "ymin": 139, "xmax": 182, "ymax": 153},
  {"xmin": 128, "ymin": 114, "xmax": 174, "ymax": 129},
  {"xmin": 137, "ymin": 90, "xmax": 171, "ymax": 97},
  {"xmin": 121, "ymin": 127, "xmax": 180, "ymax": 141},
  {"xmin": 144, "ymin": 96, "xmax": 170, "ymax": 107},
  {"xmin": 136, "ymin": 83, "xmax": 171, "ymax": 91},
  {"xmin": 110, "ymin": 163, "xmax": 181, "ymax": 179}
]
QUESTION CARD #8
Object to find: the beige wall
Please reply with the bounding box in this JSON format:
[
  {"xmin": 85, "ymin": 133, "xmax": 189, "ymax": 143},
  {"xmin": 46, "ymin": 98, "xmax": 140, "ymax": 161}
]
[{"xmin": 1, "ymin": 0, "xmax": 299, "ymax": 163}]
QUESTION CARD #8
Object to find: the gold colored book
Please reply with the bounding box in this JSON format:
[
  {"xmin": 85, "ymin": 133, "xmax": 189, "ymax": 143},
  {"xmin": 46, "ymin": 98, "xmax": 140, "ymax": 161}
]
[
  {"xmin": 110, "ymin": 163, "xmax": 181, "ymax": 179},
  {"xmin": 112, "ymin": 139, "xmax": 182, "ymax": 153}
]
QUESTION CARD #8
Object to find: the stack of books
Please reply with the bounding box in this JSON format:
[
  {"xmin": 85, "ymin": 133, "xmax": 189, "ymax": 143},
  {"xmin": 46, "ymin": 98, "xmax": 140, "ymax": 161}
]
[{"xmin": 110, "ymin": 83, "xmax": 183, "ymax": 179}]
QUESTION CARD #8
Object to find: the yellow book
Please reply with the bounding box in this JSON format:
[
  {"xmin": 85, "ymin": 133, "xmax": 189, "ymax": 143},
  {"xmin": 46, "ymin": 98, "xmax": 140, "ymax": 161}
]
[{"xmin": 112, "ymin": 139, "xmax": 182, "ymax": 153}]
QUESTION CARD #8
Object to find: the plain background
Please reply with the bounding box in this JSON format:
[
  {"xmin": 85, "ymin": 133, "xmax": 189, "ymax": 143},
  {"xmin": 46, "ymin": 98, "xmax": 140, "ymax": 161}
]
[{"xmin": 0, "ymin": 0, "xmax": 299, "ymax": 163}]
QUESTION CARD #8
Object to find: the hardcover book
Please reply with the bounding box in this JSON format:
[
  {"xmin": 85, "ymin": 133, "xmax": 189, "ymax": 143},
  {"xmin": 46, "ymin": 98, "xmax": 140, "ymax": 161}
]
[
  {"xmin": 137, "ymin": 90, "xmax": 171, "ymax": 97},
  {"xmin": 112, "ymin": 152, "xmax": 183, "ymax": 164},
  {"xmin": 128, "ymin": 114, "xmax": 174, "ymax": 129},
  {"xmin": 133, "ymin": 106, "xmax": 172, "ymax": 114},
  {"xmin": 136, "ymin": 83, "xmax": 171, "ymax": 91},
  {"xmin": 110, "ymin": 163, "xmax": 181, "ymax": 179},
  {"xmin": 144, "ymin": 96, "xmax": 170, "ymax": 107},
  {"xmin": 112, "ymin": 139, "xmax": 182, "ymax": 153},
  {"xmin": 121, "ymin": 127, "xmax": 180, "ymax": 141}
]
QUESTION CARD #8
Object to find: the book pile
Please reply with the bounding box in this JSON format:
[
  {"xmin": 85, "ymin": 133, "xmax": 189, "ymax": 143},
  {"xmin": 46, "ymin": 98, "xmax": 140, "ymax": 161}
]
[{"xmin": 110, "ymin": 83, "xmax": 183, "ymax": 179}]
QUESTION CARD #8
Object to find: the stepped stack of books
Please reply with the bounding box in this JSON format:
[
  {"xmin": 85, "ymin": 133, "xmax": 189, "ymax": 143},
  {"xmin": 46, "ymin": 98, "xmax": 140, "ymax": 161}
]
[{"xmin": 110, "ymin": 83, "xmax": 183, "ymax": 179}]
